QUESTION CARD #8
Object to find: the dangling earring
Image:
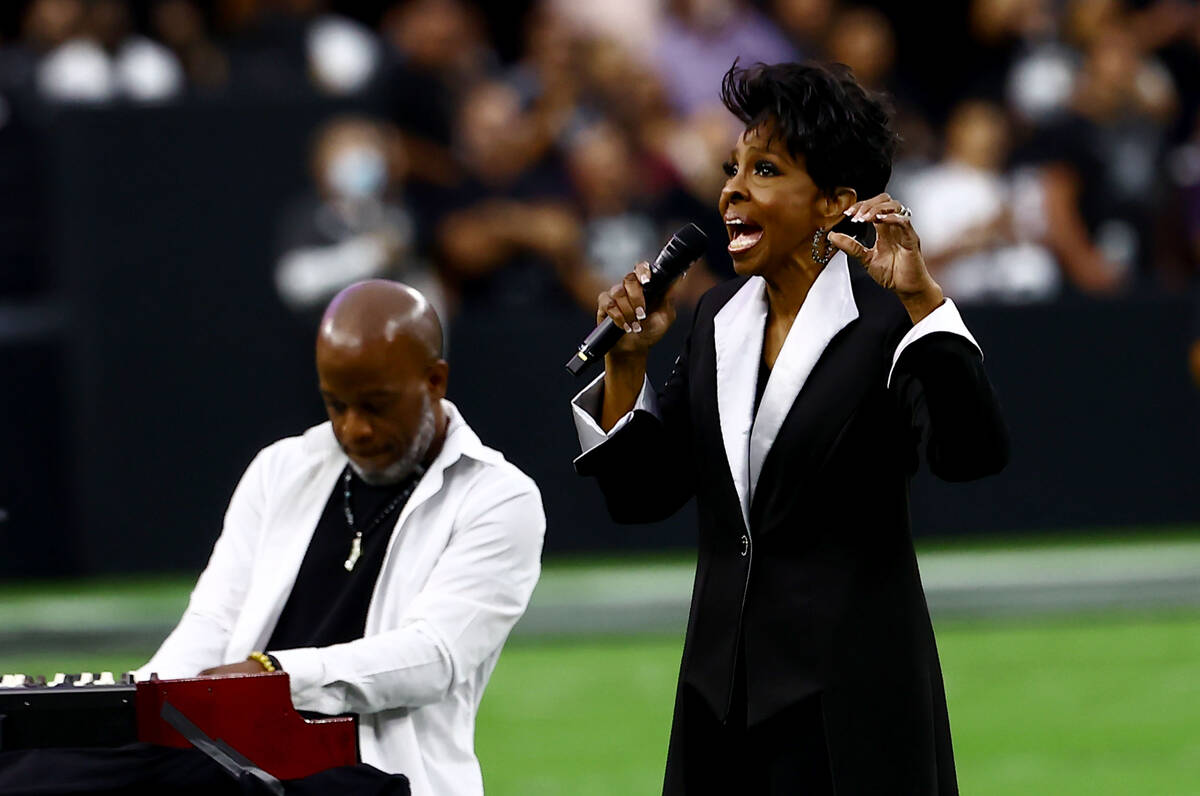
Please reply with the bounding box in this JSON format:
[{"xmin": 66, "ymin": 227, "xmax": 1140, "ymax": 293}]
[{"xmin": 811, "ymin": 227, "xmax": 837, "ymax": 265}]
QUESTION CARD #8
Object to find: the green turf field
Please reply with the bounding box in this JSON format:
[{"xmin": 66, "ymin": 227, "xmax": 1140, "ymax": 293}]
[
  {"xmin": 3, "ymin": 616, "xmax": 1198, "ymax": 794},
  {"xmin": 474, "ymin": 617, "xmax": 1200, "ymax": 796},
  {"xmin": 2, "ymin": 537, "xmax": 1199, "ymax": 794}
]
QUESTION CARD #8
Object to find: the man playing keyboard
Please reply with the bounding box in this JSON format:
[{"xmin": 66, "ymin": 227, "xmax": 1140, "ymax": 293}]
[{"xmin": 136, "ymin": 280, "xmax": 545, "ymax": 796}]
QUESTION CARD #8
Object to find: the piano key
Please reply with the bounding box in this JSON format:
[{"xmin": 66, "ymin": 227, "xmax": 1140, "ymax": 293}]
[
  {"xmin": 48, "ymin": 673, "xmax": 67, "ymax": 687},
  {"xmin": 96, "ymin": 671, "xmax": 116, "ymax": 686},
  {"xmin": 0, "ymin": 670, "xmax": 358, "ymax": 775}
]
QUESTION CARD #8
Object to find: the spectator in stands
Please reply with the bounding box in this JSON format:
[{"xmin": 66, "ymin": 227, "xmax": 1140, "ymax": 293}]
[
  {"xmin": 0, "ymin": 0, "xmax": 83, "ymax": 97},
  {"xmin": 564, "ymin": 118, "xmax": 724, "ymax": 303},
  {"xmin": 654, "ymin": 0, "xmax": 797, "ymax": 116},
  {"xmin": 22, "ymin": 0, "xmax": 86, "ymax": 57},
  {"xmin": 306, "ymin": 12, "xmax": 380, "ymax": 95},
  {"xmin": 574, "ymin": 30, "xmax": 744, "ymax": 239},
  {"xmin": 36, "ymin": 0, "xmax": 184, "ymax": 103},
  {"xmin": 1123, "ymin": 0, "xmax": 1200, "ymax": 143},
  {"xmin": 544, "ymin": 0, "xmax": 663, "ymax": 54},
  {"xmin": 209, "ymin": 0, "xmax": 305, "ymax": 93},
  {"xmin": 965, "ymin": 0, "xmax": 1075, "ymax": 124},
  {"xmin": 820, "ymin": 5, "xmax": 937, "ymax": 188},
  {"xmin": 1020, "ymin": 21, "xmax": 1177, "ymax": 294},
  {"xmin": 566, "ymin": 120, "xmax": 662, "ymax": 287},
  {"xmin": 275, "ymin": 115, "xmax": 445, "ymax": 328},
  {"xmin": 567, "ymin": 33, "xmax": 735, "ymax": 280},
  {"xmin": 1002, "ymin": 0, "xmax": 1118, "ymax": 123},
  {"xmin": 149, "ymin": 0, "xmax": 229, "ymax": 93},
  {"xmin": 770, "ymin": 0, "xmax": 837, "ymax": 58},
  {"xmin": 575, "ymin": 33, "xmax": 675, "ymax": 157},
  {"xmin": 222, "ymin": 0, "xmax": 380, "ymax": 97},
  {"xmin": 504, "ymin": 2, "xmax": 583, "ymax": 156},
  {"xmin": 374, "ymin": 0, "xmax": 493, "ymax": 195},
  {"xmin": 993, "ymin": 0, "xmax": 1181, "ymax": 129},
  {"xmin": 901, "ymin": 99, "xmax": 1059, "ymax": 303},
  {"xmin": 138, "ymin": 280, "xmax": 545, "ymax": 795},
  {"xmin": 377, "ymin": 0, "xmax": 493, "ymax": 147},
  {"xmin": 429, "ymin": 79, "xmax": 601, "ymax": 312},
  {"xmin": 824, "ymin": 6, "xmax": 895, "ymax": 91}
]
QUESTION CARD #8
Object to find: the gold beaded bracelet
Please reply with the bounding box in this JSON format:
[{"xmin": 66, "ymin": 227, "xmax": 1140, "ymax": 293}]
[{"xmin": 247, "ymin": 651, "xmax": 276, "ymax": 673}]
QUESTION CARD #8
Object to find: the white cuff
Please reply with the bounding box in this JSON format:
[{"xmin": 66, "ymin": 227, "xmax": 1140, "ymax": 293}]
[
  {"xmin": 887, "ymin": 298, "xmax": 982, "ymax": 387},
  {"xmin": 270, "ymin": 647, "xmax": 324, "ymax": 699},
  {"xmin": 571, "ymin": 373, "xmax": 659, "ymax": 456}
]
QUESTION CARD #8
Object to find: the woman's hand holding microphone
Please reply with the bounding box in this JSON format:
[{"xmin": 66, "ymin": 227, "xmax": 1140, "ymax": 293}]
[{"xmin": 597, "ymin": 261, "xmax": 680, "ymax": 430}]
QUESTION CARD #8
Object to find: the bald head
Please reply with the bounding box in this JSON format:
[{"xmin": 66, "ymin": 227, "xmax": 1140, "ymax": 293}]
[
  {"xmin": 318, "ymin": 279, "xmax": 444, "ymax": 362},
  {"xmin": 316, "ymin": 281, "xmax": 449, "ymax": 485}
]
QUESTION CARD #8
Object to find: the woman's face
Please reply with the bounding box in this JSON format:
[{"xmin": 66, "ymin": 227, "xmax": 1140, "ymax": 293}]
[{"xmin": 718, "ymin": 121, "xmax": 827, "ymax": 278}]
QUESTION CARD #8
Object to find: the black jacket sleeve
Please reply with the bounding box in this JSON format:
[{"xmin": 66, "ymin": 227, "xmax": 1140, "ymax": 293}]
[
  {"xmin": 890, "ymin": 331, "xmax": 1010, "ymax": 482},
  {"xmin": 573, "ymin": 310, "xmax": 701, "ymax": 524}
]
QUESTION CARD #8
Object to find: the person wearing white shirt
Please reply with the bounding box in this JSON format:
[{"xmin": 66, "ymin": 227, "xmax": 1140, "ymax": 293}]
[{"xmin": 138, "ymin": 280, "xmax": 544, "ymax": 796}]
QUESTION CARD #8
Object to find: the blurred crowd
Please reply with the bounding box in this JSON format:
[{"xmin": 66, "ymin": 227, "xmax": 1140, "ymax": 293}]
[{"xmin": 2, "ymin": 0, "xmax": 1200, "ymax": 318}]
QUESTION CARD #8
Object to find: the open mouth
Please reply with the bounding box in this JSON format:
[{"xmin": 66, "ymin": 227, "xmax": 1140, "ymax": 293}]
[{"xmin": 725, "ymin": 218, "xmax": 763, "ymax": 254}]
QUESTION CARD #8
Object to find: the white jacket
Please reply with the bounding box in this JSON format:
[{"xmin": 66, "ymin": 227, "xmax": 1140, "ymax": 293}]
[{"xmin": 137, "ymin": 401, "xmax": 545, "ymax": 795}]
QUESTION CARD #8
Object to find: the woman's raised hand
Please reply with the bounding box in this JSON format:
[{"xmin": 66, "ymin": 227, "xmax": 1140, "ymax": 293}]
[
  {"xmin": 597, "ymin": 261, "xmax": 679, "ymax": 359},
  {"xmin": 828, "ymin": 192, "xmax": 945, "ymax": 323}
]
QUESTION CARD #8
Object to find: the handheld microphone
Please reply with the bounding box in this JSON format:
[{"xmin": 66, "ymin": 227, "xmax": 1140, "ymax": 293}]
[{"xmin": 565, "ymin": 223, "xmax": 707, "ymax": 376}]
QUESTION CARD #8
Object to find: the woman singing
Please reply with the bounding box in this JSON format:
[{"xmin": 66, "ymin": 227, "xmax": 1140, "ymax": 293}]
[{"xmin": 570, "ymin": 62, "xmax": 1009, "ymax": 794}]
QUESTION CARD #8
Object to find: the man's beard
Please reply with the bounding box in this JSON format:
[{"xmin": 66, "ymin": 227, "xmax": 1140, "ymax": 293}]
[{"xmin": 347, "ymin": 394, "xmax": 437, "ymax": 486}]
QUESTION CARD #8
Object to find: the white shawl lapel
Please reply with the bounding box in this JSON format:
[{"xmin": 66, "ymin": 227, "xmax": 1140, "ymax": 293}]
[
  {"xmin": 713, "ymin": 276, "xmax": 768, "ymax": 532},
  {"xmin": 713, "ymin": 253, "xmax": 860, "ymax": 530},
  {"xmin": 749, "ymin": 252, "xmax": 859, "ymax": 496}
]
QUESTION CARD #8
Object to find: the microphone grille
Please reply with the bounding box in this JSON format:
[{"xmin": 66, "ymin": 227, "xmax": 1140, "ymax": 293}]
[
  {"xmin": 672, "ymin": 223, "xmax": 708, "ymax": 257},
  {"xmin": 650, "ymin": 223, "xmax": 709, "ymax": 282}
]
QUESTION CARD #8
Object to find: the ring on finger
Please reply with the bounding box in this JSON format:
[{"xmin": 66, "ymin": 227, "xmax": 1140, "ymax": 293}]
[{"xmin": 872, "ymin": 205, "xmax": 909, "ymax": 220}]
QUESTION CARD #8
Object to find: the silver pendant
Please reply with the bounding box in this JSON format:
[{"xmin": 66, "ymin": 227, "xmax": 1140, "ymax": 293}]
[{"xmin": 344, "ymin": 532, "xmax": 363, "ymax": 571}]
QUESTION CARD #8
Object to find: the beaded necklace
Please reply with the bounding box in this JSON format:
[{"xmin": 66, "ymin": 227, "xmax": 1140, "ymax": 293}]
[{"xmin": 341, "ymin": 465, "xmax": 424, "ymax": 571}]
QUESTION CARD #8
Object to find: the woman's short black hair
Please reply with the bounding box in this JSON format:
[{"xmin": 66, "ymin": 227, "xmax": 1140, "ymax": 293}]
[{"xmin": 720, "ymin": 61, "xmax": 898, "ymax": 200}]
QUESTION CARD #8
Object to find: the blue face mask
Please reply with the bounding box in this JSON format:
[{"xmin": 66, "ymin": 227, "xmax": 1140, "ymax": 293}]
[{"xmin": 327, "ymin": 146, "xmax": 387, "ymax": 199}]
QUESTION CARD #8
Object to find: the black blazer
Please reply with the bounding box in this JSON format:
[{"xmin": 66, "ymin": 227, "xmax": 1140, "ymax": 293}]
[{"xmin": 575, "ymin": 258, "xmax": 1008, "ymax": 794}]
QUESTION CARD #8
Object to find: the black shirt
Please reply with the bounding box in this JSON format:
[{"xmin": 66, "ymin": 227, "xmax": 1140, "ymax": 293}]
[
  {"xmin": 1017, "ymin": 111, "xmax": 1166, "ymax": 277},
  {"xmin": 754, "ymin": 356, "xmax": 771, "ymax": 417},
  {"xmin": 267, "ymin": 467, "xmax": 421, "ymax": 652}
]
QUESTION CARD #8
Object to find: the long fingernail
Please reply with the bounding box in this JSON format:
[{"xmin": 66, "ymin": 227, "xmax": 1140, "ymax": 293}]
[
  {"xmin": 632, "ymin": 322, "xmax": 643, "ymax": 333},
  {"xmin": 635, "ymin": 307, "xmax": 646, "ymax": 320},
  {"xmin": 623, "ymin": 323, "xmax": 632, "ymax": 333},
  {"xmin": 638, "ymin": 272, "xmax": 650, "ymax": 285},
  {"xmin": 843, "ymin": 208, "xmax": 854, "ymax": 216}
]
